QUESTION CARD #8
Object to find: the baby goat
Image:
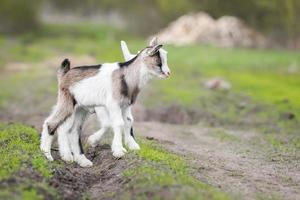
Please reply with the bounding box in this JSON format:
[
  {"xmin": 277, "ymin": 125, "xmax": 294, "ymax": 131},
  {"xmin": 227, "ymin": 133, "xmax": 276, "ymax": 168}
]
[
  {"xmin": 40, "ymin": 37, "xmax": 170, "ymax": 167},
  {"xmin": 87, "ymin": 40, "xmax": 141, "ymax": 149}
]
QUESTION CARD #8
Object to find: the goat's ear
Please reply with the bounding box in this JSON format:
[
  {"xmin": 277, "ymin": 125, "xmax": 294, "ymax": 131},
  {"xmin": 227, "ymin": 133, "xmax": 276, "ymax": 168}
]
[
  {"xmin": 149, "ymin": 37, "xmax": 158, "ymax": 46},
  {"xmin": 120, "ymin": 40, "xmax": 135, "ymax": 61},
  {"xmin": 146, "ymin": 44, "xmax": 163, "ymax": 56}
]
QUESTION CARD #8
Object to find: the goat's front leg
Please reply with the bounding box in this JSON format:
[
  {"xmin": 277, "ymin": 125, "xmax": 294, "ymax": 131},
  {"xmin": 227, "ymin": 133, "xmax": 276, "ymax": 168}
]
[
  {"xmin": 108, "ymin": 104, "xmax": 127, "ymax": 158},
  {"xmin": 123, "ymin": 106, "xmax": 140, "ymax": 150}
]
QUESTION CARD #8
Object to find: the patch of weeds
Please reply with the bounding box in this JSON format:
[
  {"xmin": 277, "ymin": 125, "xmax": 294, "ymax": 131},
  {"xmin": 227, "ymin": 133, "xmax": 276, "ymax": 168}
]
[
  {"xmin": 255, "ymin": 192, "xmax": 282, "ymax": 200},
  {"xmin": 0, "ymin": 123, "xmax": 58, "ymax": 199},
  {"xmin": 212, "ymin": 130, "xmax": 239, "ymax": 142},
  {"xmin": 265, "ymin": 133, "xmax": 300, "ymax": 156},
  {"xmin": 22, "ymin": 188, "xmax": 43, "ymax": 200},
  {"xmin": 123, "ymin": 139, "xmax": 231, "ymax": 200}
]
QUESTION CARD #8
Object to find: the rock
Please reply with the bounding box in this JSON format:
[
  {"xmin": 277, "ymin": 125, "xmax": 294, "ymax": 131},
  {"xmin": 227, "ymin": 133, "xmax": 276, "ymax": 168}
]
[
  {"xmin": 280, "ymin": 112, "xmax": 296, "ymax": 120},
  {"xmin": 204, "ymin": 77, "xmax": 231, "ymax": 90},
  {"xmin": 155, "ymin": 12, "xmax": 270, "ymax": 48}
]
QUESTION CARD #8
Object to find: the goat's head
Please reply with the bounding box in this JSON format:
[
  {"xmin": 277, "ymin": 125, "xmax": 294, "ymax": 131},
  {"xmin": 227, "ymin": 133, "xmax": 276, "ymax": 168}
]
[{"xmin": 121, "ymin": 37, "xmax": 171, "ymax": 79}]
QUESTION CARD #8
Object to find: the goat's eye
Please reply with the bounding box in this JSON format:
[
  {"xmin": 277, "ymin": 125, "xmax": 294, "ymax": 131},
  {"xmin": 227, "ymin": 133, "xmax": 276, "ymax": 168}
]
[{"xmin": 157, "ymin": 61, "xmax": 162, "ymax": 67}]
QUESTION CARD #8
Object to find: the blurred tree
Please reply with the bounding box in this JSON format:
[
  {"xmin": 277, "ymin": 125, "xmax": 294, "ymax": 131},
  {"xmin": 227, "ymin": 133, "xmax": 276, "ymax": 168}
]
[
  {"xmin": 1, "ymin": 0, "xmax": 299, "ymax": 43},
  {"xmin": 0, "ymin": 0, "xmax": 41, "ymax": 33},
  {"xmin": 114, "ymin": 0, "xmax": 299, "ymax": 41}
]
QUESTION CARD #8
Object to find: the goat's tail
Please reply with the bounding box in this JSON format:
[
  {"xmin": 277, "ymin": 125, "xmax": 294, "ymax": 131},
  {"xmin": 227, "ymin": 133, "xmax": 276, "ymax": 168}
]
[{"xmin": 57, "ymin": 58, "xmax": 70, "ymax": 81}]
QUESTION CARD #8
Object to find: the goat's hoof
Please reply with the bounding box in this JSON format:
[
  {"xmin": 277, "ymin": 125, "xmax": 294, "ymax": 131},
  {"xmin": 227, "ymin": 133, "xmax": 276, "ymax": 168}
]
[
  {"xmin": 75, "ymin": 155, "xmax": 93, "ymax": 167},
  {"xmin": 40, "ymin": 146, "xmax": 54, "ymax": 161},
  {"xmin": 112, "ymin": 148, "xmax": 126, "ymax": 158},
  {"xmin": 43, "ymin": 152, "xmax": 54, "ymax": 161},
  {"xmin": 60, "ymin": 153, "xmax": 74, "ymax": 163},
  {"xmin": 126, "ymin": 141, "xmax": 140, "ymax": 150}
]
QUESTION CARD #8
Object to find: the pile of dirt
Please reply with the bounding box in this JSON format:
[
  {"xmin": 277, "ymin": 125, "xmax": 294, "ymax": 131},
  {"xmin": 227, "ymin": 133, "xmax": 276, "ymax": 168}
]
[
  {"xmin": 50, "ymin": 144, "xmax": 128, "ymax": 200},
  {"xmin": 133, "ymin": 104, "xmax": 202, "ymax": 125},
  {"xmin": 155, "ymin": 12, "xmax": 270, "ymax": 48}
]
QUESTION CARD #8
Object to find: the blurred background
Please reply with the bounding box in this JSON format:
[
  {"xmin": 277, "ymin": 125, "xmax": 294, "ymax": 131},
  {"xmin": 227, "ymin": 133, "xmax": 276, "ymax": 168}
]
[
  {"xmin": 1, "ymin": 0, "xmax": 300, "ymax": 47},
  {"xmin": 0, "ymin": 0, "xmax": 299, "ymax": 199},
  {"xmin": 1, "ymin": 0, "xmax": 299, "ymax": 128}
]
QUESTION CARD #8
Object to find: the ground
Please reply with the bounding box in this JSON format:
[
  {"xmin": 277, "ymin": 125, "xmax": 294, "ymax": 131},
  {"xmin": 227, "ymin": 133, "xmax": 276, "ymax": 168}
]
[{"xmin": 0, "ymin": 24, "xmax": 299, "ymax": 200}]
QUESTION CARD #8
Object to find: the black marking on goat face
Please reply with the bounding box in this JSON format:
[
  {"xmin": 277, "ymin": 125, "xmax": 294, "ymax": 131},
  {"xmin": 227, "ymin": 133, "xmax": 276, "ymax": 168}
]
[
  {"xmin": 118, "ymin": 55, "xmax": 138, "ymax": 68},
  {"xmin": 72, "ymin": 64, "xmax": 102, "ymax": 71},
  {"xmin": 120, "ymin": 74, "xmax": 129, "ymax": 97},
  {"xmin": 130, "ymin": 127, "xmax": 135, "ymax": 139},
  {"xmin": 153, "ymin": 51, "xmax": 163, "ymax": 72}
]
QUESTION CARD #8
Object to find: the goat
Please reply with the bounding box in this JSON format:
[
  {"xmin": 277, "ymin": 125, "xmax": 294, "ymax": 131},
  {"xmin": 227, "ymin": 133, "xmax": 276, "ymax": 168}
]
[
  {"xmin": 40, "ymin": 37, "xmax": 170, "ymax": 167},
  {"xmin": 87, "ymin": 40, "xmax": 140, "ymax": 150}
]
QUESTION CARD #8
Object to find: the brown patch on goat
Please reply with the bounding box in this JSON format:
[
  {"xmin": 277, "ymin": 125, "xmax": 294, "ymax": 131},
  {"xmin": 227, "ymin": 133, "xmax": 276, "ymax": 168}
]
[
  {"xmin": 112, "ymin": 69, "xmax": 140, "ymax": 105},
  {"xmin": 60, "ymin": 66, "xmax": 100, "ymax": 89},
  {"xmin": 47, "ymin": 66, "xmax": 100, "ymax": 135}
]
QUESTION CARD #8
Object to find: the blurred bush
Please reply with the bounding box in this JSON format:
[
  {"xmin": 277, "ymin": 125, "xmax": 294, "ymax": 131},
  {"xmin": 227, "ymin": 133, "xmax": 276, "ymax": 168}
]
[
  {"xmin": 0, "ymin": 0, "xmax": 299, "ymax": 44},
  {"xmin": 49, "ymin": 0, "xmax": 299, "ymax": 40},
  {"xmin": 0, "ymin": 0, "xmax": 41, "ymax": 33}
]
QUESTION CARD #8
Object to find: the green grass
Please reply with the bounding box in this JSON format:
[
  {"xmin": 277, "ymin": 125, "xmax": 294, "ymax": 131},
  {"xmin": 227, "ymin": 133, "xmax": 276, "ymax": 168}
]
[
  {"xmin": 123, "ymin": 139, "xmax": 231, "ymax": 200},
  {"xmin": 0, "ymin": 123, "xmax": 50, "ymax": 178},
  {"xmin": 0, "ymin": 123, "xmax": 57, "ymax": 200},
  {"xmin": 0, "ymin": 23, "xmax": 142, "ymax": 66},
  {"xmin": 148, "ymin": 44, "xmax": 300, "ymax": 109}
]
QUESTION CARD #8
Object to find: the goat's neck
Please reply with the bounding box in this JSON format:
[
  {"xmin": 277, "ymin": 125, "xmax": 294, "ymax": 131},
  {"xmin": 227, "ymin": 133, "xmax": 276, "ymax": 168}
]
[{"xmin": 123, "ymin": 59, "xmax": 151, "ymax": 90}]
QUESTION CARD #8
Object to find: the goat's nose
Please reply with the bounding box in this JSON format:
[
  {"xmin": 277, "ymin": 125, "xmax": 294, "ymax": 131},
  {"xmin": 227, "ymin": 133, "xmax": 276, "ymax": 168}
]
[{"xmin": 166, "ymin": 71, "xmax": 171, "ymax": 77}]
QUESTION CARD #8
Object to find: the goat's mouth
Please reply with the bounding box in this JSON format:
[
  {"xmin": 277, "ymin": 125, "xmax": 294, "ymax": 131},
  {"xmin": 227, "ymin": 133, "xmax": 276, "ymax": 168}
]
[{"xmin": 158, "ymin": 72, "xmax": 170, "ymax": 79}]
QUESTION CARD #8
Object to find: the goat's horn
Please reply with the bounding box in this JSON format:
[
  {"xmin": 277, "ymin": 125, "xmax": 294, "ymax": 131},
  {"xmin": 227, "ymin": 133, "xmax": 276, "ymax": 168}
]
[{"xmin": 121, "ymin": 40, "xmax": 134, "ymax": 61}]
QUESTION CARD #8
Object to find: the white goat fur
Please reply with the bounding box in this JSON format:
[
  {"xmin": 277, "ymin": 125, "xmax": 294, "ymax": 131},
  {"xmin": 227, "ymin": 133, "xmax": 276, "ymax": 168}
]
[{"xmin": 40, "ymin": 38, "xmax": 170, "ymax": 167}]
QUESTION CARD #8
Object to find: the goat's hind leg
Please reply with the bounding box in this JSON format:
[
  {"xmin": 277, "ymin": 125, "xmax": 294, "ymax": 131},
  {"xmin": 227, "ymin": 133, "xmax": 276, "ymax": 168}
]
[
  {"xmin": 87, "ymin": 106, "xmax": 110, "ymax": 147},
  {"xmin": 41, "ymin": 89, "xmax": 74, "ymax": 161},
  {"xmin": 57, "ymin": 114, "xmax": 75, "ymax": 162},
  {"xmin": 68, "ymin": 107, "xmax": 93, "ymax": 167}
]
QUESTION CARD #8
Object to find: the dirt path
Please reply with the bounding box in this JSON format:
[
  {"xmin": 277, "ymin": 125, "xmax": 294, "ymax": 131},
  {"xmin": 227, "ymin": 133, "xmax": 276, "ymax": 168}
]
[{"xmin": 134, "ymin": 122, "xmax": 300, "ymax": 200}]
